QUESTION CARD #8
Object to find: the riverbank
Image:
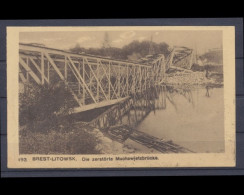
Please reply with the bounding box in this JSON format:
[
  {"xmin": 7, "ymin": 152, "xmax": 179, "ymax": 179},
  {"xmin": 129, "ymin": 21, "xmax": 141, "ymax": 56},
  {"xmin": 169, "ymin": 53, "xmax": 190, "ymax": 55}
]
[
  {"xmin": 19, "ymin": 122, "xmax": 147, "ymax": 154},
  {"xmin": 163, "ymin": 69, "xmax": 223, "ymax": 87},
  {"xmin": 90, "ymin": 128, "xmax": 135, "ymax": 154},
  {"xmin": 90, "ymin": 126, "xmax": 162, "ymax": 154}
]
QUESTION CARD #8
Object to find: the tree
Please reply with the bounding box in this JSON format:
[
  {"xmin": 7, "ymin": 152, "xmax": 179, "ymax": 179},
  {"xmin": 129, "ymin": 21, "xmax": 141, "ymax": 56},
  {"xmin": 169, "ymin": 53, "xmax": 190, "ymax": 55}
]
[
  {"xmin": 69, "ymin": 40, "xmax": 170, "ymax": 61},
  {"xmin": 19, "ymin": 81, "xmax": 75, "ymax": 133}
]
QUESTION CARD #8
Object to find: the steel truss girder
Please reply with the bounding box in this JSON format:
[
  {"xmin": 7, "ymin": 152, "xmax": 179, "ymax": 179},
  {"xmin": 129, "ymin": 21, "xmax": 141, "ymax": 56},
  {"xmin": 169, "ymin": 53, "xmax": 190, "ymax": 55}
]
[{"xmin": 19, "ymin": 44, "xmax": 168, "ymax": 111}]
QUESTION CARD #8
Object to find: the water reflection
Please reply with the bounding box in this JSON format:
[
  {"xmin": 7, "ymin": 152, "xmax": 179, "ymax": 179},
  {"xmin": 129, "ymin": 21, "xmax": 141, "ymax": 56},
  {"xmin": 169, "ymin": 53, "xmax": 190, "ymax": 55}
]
[
  {"xmin": 115, "ymin": 85, "xmax": 198, "ymax": 127},
  {"xmin": 135, "ymin": 84, "xmax": 225, "ymax": 153},
  {"xmin": 94, "ymin": 84, "xmax": 224, "ymax": 153}
]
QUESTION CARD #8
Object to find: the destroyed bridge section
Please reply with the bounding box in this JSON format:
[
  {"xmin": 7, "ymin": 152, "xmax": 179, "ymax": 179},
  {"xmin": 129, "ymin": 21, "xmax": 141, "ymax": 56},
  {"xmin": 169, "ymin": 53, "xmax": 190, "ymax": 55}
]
[{"xmin": 19, "ymin": 43, "xmax": 194, "ymax": 112}]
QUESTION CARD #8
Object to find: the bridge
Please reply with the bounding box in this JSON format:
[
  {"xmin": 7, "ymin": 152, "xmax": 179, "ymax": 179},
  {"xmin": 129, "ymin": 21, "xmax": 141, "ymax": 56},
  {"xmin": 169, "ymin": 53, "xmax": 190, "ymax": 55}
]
[
  {"xmin": 19, "ymin": 43, "xmax": 195, "ymax": 113},
  {"xmin": 81, "ymin": 85, "xmax": 194, "ymax": 153}
]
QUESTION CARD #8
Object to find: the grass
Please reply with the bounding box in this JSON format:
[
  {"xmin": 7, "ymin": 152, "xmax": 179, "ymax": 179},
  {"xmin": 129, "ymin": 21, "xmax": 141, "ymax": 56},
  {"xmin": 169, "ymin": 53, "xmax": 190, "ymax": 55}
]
[{"xmin": 19, "ymin": 125, "xmax": 101, "ymax": 154}]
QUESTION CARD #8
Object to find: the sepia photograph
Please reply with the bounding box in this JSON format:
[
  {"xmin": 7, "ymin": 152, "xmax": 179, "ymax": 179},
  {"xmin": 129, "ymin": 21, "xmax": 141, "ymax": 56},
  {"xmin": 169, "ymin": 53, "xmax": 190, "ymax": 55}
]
[{"xmin": 7, "ymin": 26, "xmax": 236, "ymax": 168}]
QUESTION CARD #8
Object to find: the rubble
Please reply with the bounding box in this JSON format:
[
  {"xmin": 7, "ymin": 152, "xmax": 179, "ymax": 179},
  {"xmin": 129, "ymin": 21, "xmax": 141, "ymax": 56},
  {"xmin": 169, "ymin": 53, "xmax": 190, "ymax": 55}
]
[{"xmin": 163, "ymin": 71, "xmax": 221, "ymax": 86}]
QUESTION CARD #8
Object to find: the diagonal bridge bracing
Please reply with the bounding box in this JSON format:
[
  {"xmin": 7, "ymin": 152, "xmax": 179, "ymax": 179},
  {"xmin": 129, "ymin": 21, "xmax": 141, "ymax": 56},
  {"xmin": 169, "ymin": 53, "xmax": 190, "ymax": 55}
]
[
  {"xmin": 19, "ymin": 44, "xmax": 168, "ymax": 112},
  {"xmin": 19, "ymin": 44, "xmax": 194, "ymax": 112}
]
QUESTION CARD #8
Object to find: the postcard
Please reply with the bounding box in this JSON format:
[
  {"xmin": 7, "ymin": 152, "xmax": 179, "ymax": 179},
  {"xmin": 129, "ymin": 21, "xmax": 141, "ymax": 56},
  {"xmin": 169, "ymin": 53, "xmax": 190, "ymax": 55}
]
[{"xmin": 7, "ymin": 26, "xmax": 235, "ymax": 168}]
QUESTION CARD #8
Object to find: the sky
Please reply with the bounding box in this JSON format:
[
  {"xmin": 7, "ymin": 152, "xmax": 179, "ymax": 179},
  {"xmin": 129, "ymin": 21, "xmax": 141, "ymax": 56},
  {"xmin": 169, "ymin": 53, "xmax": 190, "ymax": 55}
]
[{"xmin": 19, "ymin": 30, "xmax": 222, "ymax": 55}]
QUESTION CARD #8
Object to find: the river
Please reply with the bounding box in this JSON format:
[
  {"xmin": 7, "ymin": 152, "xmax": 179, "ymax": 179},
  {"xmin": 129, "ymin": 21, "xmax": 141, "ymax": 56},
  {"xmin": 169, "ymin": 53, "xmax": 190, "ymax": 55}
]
[{"xmin": 122, "ymin": 85, "xmax": 225, "ymax": 153}]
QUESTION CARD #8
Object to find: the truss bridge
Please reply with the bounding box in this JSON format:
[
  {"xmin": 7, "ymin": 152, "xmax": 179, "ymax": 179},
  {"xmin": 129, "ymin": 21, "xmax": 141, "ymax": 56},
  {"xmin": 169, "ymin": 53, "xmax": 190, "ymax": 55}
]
[{"xmin": 19, "ymin": 43, "xmax": 194, "ymax": 112}]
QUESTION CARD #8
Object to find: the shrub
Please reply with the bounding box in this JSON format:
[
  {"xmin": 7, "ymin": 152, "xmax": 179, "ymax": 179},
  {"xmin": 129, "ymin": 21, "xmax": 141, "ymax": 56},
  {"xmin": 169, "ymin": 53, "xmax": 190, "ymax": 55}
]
[
  {"xmin": 19, "ymin": 81, "xmax": 101, "ymax": 154},
  {"xmin": 19, "ymin": 127, "xmax": 100, "ymax": 154},
  {"xmin": 19, "ymin": 81, "xmax": 75, "ymax": 133}
]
